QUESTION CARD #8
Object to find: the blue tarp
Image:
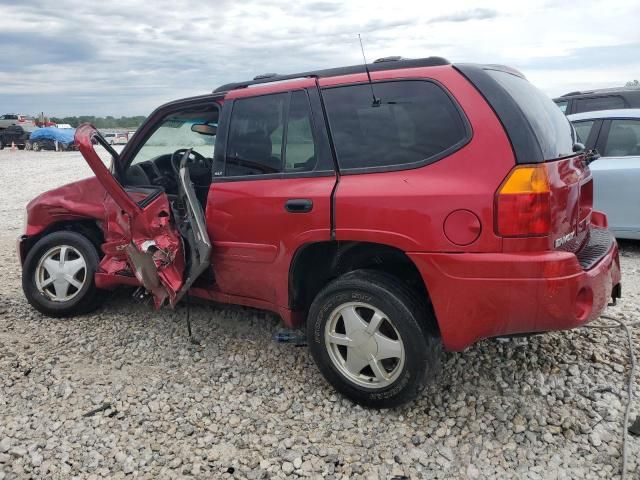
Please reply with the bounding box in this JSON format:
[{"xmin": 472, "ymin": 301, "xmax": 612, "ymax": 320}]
[{"xmin": 29, "ymin": 127, "xmax": 76, "ymax": 145}]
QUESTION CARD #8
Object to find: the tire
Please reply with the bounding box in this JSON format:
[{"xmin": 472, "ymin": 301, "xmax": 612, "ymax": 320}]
[
  {"xmin": 24, "ymin": 141, "xmax": 31, "ymax": 151},
  {"xmin": 307, "ymin": 269, "xmax": 442, "ymax": 408},
  {"xmin": 32, "ymin": 141, "xmax": 40, "ymax": 151},
  {"xmin": 0, "ymin": 139, "xmax": 3, "ymax": 150},
  {"xmin": 22, "ymin": 231, "xmax": 103, "ymax": 317}
]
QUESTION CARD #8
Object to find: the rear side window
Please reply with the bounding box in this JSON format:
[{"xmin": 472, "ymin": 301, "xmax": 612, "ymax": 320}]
[
  {"xmin": 574, "ymin": 96, "xmax": 625, "ymax": 114},
  {"xmin": 486, "ymin": 70, "xmax": 574, "ymax": 160},
  {"xmin": 322, "ymin": 81, "xmax": 468, "ymax": 171},
  {"xmin": 603, "ymin": 119, "xmax": 640, "ymax": 157}
]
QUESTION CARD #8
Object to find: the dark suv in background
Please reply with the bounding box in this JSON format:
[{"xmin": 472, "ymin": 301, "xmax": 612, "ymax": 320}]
[
  {"xmin": 0, "ymin": 125, "xmax": 30, "ymax": 149},
  {"xmin": 554, "ymin": 87, "xmax": 640, "ymax": 115}
]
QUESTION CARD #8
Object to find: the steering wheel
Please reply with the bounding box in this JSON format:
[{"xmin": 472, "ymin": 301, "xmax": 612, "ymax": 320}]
[{"xmin": 170, "ymin": 149, "xmax": 210, "ymax": 177}]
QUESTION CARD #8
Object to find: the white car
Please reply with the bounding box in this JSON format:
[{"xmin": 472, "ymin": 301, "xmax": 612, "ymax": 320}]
[
  {"xmin": 102, "ymin": 132, "xmax": 128, "ymax": 145},
  {"xmin": 568, "ymin": 109, "xmax": 640, "ymax": 240}
]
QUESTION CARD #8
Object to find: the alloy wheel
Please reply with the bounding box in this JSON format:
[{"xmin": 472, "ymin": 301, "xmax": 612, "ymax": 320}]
[
  {"xmin": 324, "ymin": 302, "xmax": 405, "ymax": 389},
  {"xmin": 35, "ymin": 245, "xmax": 87, "ymax": 302}
]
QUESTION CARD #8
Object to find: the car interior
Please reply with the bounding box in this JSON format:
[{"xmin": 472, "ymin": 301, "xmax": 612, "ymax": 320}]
[
  {"xmin": 604, "ymin": 123, "xmax": 640, "ymax": 157},
  {"xmin": 122, "ymin": 105, "xmax": 219, "ymax": 207}
]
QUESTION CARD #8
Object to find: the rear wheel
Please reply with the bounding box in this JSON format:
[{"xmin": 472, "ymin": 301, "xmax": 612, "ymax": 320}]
[
  {"xmin": 307, "ymin": 270, "xmax": 442, "ymax": 408},
  {"xmin": 24, "ymin": 141, "xmax": 31, "ymax": 151},
  {"xmin": 32, "ymin": 141, "xmax": 40, "ymax": 151},
  {"xmin": 0, "ymin": 139, "xmax": 4, "ymax": 150},
  {"xmin": 22, "ymin": 231, "xmax": 103, "ymax": 317}
]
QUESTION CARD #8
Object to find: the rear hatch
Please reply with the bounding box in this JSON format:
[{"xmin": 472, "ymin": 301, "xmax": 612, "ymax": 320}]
[{"xmin": 456, "ymin": 64, "xmax": 594, "ymax": 256}]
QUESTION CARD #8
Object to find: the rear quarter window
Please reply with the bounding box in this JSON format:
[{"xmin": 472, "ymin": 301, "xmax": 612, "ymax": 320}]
[
  {"xmin": 486, "ymin": 70, "xmax": 574, "ymax": 160},
  {"xmin": 574, "ymin": 95, "xmax": 625, "ymax": 114},
  {"xmin": 322, "ymin": 80, "xmax": 469, "ymax": 172},
  {"xmin": 555, "ymin": 100, "xmax": 569, "ymax": 114},
  {"xmin": 572, "ymin": 120, "xmax": 596, "ymax": 144}
]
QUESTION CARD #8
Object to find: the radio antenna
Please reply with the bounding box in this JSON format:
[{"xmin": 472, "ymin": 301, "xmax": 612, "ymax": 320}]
[{"xmin": 358, "ymin": 34, "xmax": 380, "ymax": 107}]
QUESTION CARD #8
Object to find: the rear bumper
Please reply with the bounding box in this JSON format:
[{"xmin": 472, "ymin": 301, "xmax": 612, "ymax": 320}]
[{"xmin": 408, "ymin": 230, "xmax": 621, "ymax": 351}]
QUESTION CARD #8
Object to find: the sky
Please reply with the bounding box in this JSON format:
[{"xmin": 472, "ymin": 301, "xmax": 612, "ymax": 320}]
[{"xmin": 0, "ymin": 0, "xmax": 638, "ymax": 117}]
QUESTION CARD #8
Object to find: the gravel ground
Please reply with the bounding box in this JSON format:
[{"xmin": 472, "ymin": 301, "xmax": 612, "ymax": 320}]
[{"xmin": 1, "ymin": 148, "xmax": 639, "ymax": 479}]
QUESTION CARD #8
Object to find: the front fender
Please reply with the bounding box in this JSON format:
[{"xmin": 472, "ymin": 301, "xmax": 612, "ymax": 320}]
[{"xmin": 25, "ymin": 177, "xmax": 108, "ymax": 237}]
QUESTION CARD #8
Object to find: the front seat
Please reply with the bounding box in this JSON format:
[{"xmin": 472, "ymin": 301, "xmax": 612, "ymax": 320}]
[{"xmin": 228, "ymin": 130, "xmax": 281, "ymax": 175}]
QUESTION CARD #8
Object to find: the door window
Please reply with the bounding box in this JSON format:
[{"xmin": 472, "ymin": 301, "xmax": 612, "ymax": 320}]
[
  {"xmin": 573, "ymin": 120, "xmax": 595, "ymax": 144},
  {"xmin": 226, "ymin": 93, "xmax": 287, "ymax": 176},
  {"xmin": 603, "ymin": 119, "xmax": 640, "ymax": 157},
  {"xmin": 322, "ymin": 81, "xmax": 468, "ymax": 171},
  {"xmin": 574, "ymin": 96, "xmax": 625, "ymax": 114},
  {"xmin": 225, "ymin": 91, "xmax": 318, "ymax": 176}
]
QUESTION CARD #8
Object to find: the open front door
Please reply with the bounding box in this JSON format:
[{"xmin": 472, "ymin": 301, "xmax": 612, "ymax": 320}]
[{"xmin": 76, "ymin": 124, "xmax": 209, "ymax": 308}]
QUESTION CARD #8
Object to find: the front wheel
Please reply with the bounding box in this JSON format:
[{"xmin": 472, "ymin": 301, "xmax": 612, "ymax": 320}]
[
  {"xmin": 22, "ymin": 231, "xmax": 103, "ymax": 317},
  {"xmin": 307, "ymin": 270, "xmax": 442, "ymax": 408},
  {"xmin": 24, "ymin": 141, "xmax": 31, "ymax": 151},
  {"xmin": 32, "ymin": 141, "xmax": 40, "ymax": 151}
]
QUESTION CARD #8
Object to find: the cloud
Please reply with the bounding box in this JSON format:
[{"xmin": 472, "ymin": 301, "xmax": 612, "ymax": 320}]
[
  {"xmin": 0, "ymin": 0, "xmax": 638, "ymax": 115},
  {"xmin": 518, "ymin": 42, "xmax": 640, "ymax": 70},
  {"xmin": 428, "ymin": 8, "xmax": 498, "ymax": 23},
  {"xmin": 0, "ymin": 32, "xmax": 94, "ymax": 69}
]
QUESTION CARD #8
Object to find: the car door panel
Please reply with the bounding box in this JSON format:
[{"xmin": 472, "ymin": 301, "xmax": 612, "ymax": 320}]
[
  {"xmin": 75, "ymin": 124, "xmax": 187, "ymax": 307},
  {"xmin": 590, "ymin": 156, "xmax": 640, "ymax": 238},
  {"xmin": 206, "ymin": 176, "xmax": 335, "ymax": 306}
]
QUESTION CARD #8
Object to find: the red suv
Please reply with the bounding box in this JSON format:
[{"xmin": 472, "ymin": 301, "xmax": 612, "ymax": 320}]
[{"xmin": 18, "ymin": 57, "xmax": 622, "ymax": 407}]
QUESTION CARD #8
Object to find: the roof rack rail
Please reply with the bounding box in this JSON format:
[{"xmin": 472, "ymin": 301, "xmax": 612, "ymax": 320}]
[
  {"xmin": 373, "ymin": 56, "xmax": 405, "ymax": 63},
  {"xmin": 561, "ymin": 91, "xmax": 584, "ymax": 97},
  {"xmin": 213, "ymin": 56, "xmax": 450, "ymax": 93},
  {"xmin": 253, "ymin": 73, "xmax": 278, "ymax": 80}
]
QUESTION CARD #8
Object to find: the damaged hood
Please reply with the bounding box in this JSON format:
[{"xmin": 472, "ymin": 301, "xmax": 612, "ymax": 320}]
[{"xmin": 25, "ymin": 177, "xmax": 108, "ymax": 236}]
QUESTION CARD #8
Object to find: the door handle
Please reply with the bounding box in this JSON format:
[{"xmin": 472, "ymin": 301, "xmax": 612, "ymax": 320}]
[{"xmin": 285, "ymin": 198, "xmax": 313, "ymax": 213}]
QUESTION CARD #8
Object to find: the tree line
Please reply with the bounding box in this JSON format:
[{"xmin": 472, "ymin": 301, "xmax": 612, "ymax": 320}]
[{"xmin": 48, "ymin": 116, "xmax": 147, "ymax": 129}]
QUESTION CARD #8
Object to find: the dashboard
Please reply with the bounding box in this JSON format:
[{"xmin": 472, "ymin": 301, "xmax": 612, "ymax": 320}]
[{"xmin": 125, "ymin": 153, "xmax": 211, "ymax": 194}]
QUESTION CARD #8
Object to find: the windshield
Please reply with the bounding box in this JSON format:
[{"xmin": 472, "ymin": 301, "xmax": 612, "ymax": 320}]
[{"xmin": 131, "ymin": 109, "xmax": 218, "ymax": 166}]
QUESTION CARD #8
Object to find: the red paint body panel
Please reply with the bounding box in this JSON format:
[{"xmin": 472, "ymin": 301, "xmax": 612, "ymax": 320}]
[
  {"xmin": 409, "ymin": 234, "xmax": 621, "ymax": 351},
  {"xmin": 501, "ymin": 155, "xmax": 592, "ymax": 253},
  {"xmin": 333, "ymin": 67, "xmax": 511, "ymax": 254},
  {"xmin": 205, "ymin": 175, "xmax": 335, "ymax": 309},
  {"xmin": 25, "ymin": 177, "xmax": 108, "ymax": 237}
]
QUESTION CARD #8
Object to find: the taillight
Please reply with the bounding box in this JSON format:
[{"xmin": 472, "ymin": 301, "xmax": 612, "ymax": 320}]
[{"xmin": 496, "ymin": 165, "xmax": 551, "ymax": 236}]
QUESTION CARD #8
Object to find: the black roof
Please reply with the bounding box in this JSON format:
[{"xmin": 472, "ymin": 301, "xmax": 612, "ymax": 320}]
[
  {"xmin": 213, "ymin": 56, "xmax": 450, "ymax": 93},
  {"xmin": 559, "ymin": 86, "xmax": 640, "ymax": 98}
]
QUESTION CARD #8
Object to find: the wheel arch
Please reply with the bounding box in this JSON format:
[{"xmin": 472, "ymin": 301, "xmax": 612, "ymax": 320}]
[
  {"xmin": 20, "ymin": 219, "xmax": 104, "ymax": 266},
  {"xmin": 288, "ymin": 241, "xmax": 440, "ymax": 335}
]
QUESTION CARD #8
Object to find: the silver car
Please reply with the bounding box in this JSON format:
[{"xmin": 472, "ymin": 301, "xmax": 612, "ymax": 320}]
[
  {"xmin": 0, "ymin": 114, "xmax": 36, "ymax": 130},
  {"xmin": 568, "ymin": 109, "xmax": 640, "ymax": 239}
]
